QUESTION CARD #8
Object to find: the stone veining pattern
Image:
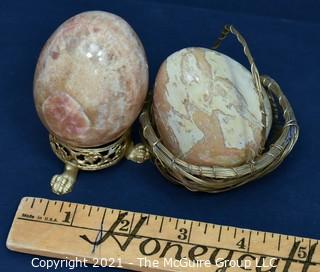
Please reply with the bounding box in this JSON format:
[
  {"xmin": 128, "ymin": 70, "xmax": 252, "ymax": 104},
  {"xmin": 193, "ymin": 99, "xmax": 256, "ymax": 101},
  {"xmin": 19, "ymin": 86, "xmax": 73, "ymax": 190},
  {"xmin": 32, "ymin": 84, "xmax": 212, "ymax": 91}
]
[
  {"xmin": 153, "ymin": 47, "xmax": 272, "ymax": 167},
  {"xmin": 34, "ymin": 11, "xmax": 148, "ymax": 147}
]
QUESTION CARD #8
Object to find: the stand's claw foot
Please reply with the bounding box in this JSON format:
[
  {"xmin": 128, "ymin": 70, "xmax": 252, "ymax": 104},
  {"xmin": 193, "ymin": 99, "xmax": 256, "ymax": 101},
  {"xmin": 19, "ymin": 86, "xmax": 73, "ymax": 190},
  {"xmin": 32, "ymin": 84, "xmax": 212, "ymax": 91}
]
[
  {"xmin": 50, "ymin": 163, "xmax": 79, "ymax": 195},
  {"xmin": 126, "ymin": 143, "xmax": 150, "ymax": 163}
]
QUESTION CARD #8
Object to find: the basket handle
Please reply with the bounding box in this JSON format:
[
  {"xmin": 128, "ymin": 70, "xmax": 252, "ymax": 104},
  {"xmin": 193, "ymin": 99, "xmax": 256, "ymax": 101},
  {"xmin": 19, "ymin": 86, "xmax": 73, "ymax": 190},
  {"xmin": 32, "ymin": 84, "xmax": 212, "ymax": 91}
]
[{"xmin": 213, "ymin": 25, "xmax": 267, "ymax": 151}]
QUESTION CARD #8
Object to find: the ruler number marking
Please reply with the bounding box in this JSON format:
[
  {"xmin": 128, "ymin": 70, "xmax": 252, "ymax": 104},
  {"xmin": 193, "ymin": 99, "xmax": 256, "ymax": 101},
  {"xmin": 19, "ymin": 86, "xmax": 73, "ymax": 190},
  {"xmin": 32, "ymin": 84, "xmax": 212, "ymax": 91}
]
[
  {"xmin": 118, "ymin": 219, "xmax": 129, "ymax": 231},
  {"xmin": 297, "ymin": 245, "xmax": 308, "ymax": 259},
  {"xmin": 61, "ymin": 204, "xmax": 78, "ymax": 225},
  {"xmin": 178, "ymin": 227, "xmax": 188, "ymax": 241},
  {"xmin": 236, "ymin": 237, "xmax": 246, "ymax": 250},
  {"xmin": 62, "ymin": 211, "xmax": 71, "ymax": 223}
]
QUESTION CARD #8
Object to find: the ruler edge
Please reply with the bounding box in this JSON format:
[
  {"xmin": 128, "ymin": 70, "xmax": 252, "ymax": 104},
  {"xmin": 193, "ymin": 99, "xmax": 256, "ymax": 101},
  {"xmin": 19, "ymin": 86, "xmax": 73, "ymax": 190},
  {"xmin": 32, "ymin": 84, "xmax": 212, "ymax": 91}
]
[
  {"xmin": 6, "ymin": 197, "xmax": 176, "ymax": 272},
  {"xmin": 6, "ymin": 197, "xmax": 145, "ymax": 272},
  {"xmin": 6, "ymin": 197, "xmax": 320, "ymax": 259},
  {"xmin": 6, "ymin": 196, "xmax": 29, "ymax": 251}
]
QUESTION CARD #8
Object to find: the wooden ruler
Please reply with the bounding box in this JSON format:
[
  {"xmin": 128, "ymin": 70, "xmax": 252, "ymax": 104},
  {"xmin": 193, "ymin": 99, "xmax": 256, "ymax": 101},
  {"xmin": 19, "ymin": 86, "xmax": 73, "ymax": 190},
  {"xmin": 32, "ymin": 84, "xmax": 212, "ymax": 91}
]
[{"xmin": 6, "ymin": 197, "xmax": 320, "ymax": 271}]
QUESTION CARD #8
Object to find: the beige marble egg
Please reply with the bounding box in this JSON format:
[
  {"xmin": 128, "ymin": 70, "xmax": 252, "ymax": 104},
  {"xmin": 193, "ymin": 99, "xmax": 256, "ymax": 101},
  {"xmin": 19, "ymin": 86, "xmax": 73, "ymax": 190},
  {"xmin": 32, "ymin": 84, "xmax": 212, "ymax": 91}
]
[
  {"xmin": 153, "ymin": 47, "xmax": 272, "ymax": 167},
  {"xmin": 34, "ymin": 11, "xmax": 148, "ymax": 147}
]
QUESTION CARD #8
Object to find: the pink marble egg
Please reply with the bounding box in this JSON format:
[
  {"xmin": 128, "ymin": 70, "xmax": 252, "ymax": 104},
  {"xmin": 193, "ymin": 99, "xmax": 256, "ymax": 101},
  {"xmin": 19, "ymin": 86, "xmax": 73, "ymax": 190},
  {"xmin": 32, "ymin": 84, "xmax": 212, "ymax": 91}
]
[{"xmin": 34, "ymin": 11, "xmax": 148, "ymax": 147}]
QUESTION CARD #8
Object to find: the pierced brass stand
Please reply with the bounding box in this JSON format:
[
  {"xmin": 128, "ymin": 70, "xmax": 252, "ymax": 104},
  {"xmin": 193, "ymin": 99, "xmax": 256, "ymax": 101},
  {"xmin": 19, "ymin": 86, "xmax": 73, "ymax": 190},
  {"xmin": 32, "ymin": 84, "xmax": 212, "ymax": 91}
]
[{"xmin": 49, "ymin": 130, "xmax": 150, "ymax": 195}]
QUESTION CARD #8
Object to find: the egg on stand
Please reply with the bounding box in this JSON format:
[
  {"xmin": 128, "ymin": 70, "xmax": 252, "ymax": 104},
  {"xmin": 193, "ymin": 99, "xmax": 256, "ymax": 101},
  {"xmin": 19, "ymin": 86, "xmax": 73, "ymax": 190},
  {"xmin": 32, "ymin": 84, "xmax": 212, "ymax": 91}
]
[{"xmin": 34, "ymin": 11, "xmax": 149, "ymax": 195}]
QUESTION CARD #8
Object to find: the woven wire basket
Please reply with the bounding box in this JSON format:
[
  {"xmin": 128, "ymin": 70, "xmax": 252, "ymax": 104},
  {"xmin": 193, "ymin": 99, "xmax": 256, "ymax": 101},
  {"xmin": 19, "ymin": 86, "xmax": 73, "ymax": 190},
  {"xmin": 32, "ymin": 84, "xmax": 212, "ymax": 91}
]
[{"xmin": 139, "ymin": 25, "xmax": 299, "ymax": 193}]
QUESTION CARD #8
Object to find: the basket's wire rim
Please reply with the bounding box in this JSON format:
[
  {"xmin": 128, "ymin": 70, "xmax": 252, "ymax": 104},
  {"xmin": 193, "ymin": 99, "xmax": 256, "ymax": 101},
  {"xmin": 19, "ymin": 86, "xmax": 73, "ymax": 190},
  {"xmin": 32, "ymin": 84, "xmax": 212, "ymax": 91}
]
[
  {"xmin": 139, "ymin": 25, "xmax": 299, "ymax": 193},
  {"xmin": 140, "ymin": 76, "xmax": 299, "ymax": 192}
]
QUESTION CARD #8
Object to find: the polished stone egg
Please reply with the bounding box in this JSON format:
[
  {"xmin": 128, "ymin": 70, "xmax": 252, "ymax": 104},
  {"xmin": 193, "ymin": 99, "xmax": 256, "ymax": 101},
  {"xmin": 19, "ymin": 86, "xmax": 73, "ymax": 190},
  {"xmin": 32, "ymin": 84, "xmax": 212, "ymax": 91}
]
[
  {"xmin": 153, "ymin": 47, "xmax": 272, "ymax": 167},
  {"xmin": 34, "ymin": 11, "xmax": 148, "ymax": 147}
]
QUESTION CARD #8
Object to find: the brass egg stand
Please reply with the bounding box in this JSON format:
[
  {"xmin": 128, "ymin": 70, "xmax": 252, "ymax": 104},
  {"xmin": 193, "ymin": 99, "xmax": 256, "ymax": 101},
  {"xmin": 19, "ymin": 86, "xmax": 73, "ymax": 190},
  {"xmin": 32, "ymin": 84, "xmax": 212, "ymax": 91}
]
[
  {"xmin": 49, "ymin": 130, "xmax": 150, "ymax": 195},
  {"xmin": 139, "ymin": 25, "xmax": 299, "ymax": 193}
]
